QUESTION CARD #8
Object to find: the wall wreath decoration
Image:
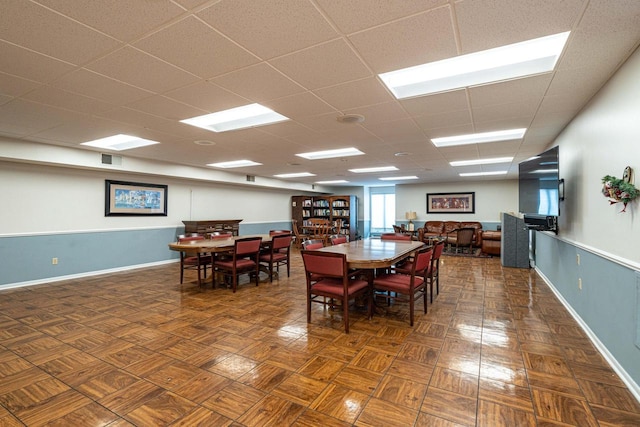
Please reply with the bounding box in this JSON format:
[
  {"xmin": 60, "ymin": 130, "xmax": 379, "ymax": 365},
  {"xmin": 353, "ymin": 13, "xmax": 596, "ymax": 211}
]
[{"xmin": 602, "ymin": 167, "xmax": 638, "ymax": 212}]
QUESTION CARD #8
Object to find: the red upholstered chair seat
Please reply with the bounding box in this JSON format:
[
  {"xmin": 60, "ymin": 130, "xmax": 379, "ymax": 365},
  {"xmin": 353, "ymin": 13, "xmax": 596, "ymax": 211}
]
[
  {"xmin": 372, "ymin": 247, "xmax": 432, "ymax": 326},
  {"xmin": 258, "ymin": 234, "xmax": 292, "ymax": 282},
  {"xmin": 301, "ymin": 250, "xmax": 372, "ymax": 333}
]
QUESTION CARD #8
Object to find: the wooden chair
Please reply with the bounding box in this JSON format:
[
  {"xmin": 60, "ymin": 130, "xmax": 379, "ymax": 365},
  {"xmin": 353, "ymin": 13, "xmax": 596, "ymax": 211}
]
[
  {"xmin": 448, "ymin": 227, "xmax": 475, "ymax": 253},
  {"xmin": 427, "ymin": 241, "xmax": 445, "ymax": 302},
  {"xmin": 380, "ymin": 233, "xmax": 412, "ymax": 241},
  {"xmin": 213, "ymin": 236, "xmax": 262, "ymax": 292},
  {"xmin": 372, "ymin": 247, "xmax": 433, "ymax": 326},
  {"xmin": 302, "ymin": 239, "xmax": 324, "ymax": 250},
  {"xmin": 310, "ymin": 221, "xmax": 332, "ymax": 246},
  {"xmin": 177, "ymin": 235, "xmax": 212, "ymax": 286},
  {"xmin": 301, "ymin": 250, "xmax": 372, "ymax": 333},
  {"xmin": 330, "ymin": 235, "xmax": 348, "ymax": 245},
  {"xmin": 259, "ymin": 234, "xmax": 292, "ymax": 282},
  {"xmin": 269, "ymin": 230, "xmax": 291, "ymax": 236},
  {"xmin": 291, "ymin": 219, "xmax": 310, "ymax": 249}
]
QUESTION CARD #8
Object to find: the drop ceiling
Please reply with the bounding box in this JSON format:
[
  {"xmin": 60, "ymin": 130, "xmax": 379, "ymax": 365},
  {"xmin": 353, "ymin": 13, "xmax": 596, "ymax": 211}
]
[{"xmin": 1, "ymin": 0, "xmax": 639, "ymax": 186}]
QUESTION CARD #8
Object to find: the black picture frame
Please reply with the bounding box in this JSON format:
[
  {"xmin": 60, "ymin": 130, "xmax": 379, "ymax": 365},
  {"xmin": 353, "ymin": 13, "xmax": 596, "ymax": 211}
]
[
  {"xmin": 105, "ymin": 180, "xmax": 168, "ymax": 216},
  {"xmin": 427, "ymin": 192, "xmax": 475, "ymax": 214}
]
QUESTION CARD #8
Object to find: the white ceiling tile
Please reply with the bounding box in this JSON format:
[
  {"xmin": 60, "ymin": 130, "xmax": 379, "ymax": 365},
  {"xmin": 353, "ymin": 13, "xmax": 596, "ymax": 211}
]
[
  {"xmin": 468, "ymin": 75, "xmax": 552, "ymax": 109},
  {"xmin": 165, "ymin": 81, "xmax": 248, "ymax": 112},
  {"xmin": 0, "ymin": 72, "xmax": 41, "ymax": 97},
  {"xmin": 314, "ymin": 77, "xmax": 395, "ymax": 111},
  {"xmin": 264, "ymin": 92, "xmax": 336, "ymax": 119},
  {"xmin": 197, "ymin": 0, "xmax": 338, "ymax": 59},
  {"xmin": 86, "ymin": 47, "xmax": 200, "ymax": 93},
  {"xmin": 454, "ymin": 0, "xmax": 584, "ymax": 53},
  {"xmin": 349, "ymin": 7, "xmax": 457, "ymax": 73},
  {"xmin": 0, "ymin": 99, "xmax": 84, "ymax": 136},
  {"xmin": 0, "ymin": 41, "xmax": 75, "ymax": 84},
  {"xmin": 345, "ymin": 102, "xmax": 411, "ymax": 124},
  {"xmin": 21, "ymin": 86, "xmax": 114, "ymax": 115},
  {"xmin": 134, "ymin": 16, "xmax": 259, "ymax": 79},
  {"xmin": 0, "ymin": 0, "xmax": 121, "ymax": 64},
  {"xmin": 34, "ymin": 0, "xmax": 186, "ymax": 43},
  {"xmin": 51, "ymin": 69, "xmax": 154, "ymax": 105},
  {"xmin": 270, "ymin": 39, "xmax": 371, "ymax": 90},
  {"xmin": 413, "ymin": 110, "xmax": 472, "ymax": 132},
  {"xmin": 472, "ymin": 101, "xmax": 538, "ymax": 124},
  {"xmin": 317, "ymin": 0, "xmax": 448, "ymax": 34},
  {"xmin": 211, "ymin": 63, "xmax": 306, "ymax": 102},
  {"xmin": 126, "ymin": 95, "xmax": 207, "ymax": 120},
  {"xmin": 400, "ymin": 90, "xmax": 469, "ymax": 117}
]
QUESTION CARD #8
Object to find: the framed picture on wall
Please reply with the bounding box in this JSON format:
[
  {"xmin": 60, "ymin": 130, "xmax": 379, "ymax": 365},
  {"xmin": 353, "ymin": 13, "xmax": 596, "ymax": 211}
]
[
  {"xmin": 105, "ymin": 180, "xmax": 168, "ymax": 216},
  {"xmin": 427, "ymin": 192, "xmax": 475, "ymax": 214}
]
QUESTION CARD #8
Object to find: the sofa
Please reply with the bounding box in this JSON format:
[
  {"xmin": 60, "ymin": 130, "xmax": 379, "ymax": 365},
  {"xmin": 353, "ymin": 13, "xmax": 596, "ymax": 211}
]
[
  {"xmin": 481, "ymin": 230, "xmax": 501, "ymax": 256},
  {"xmin": 417, "ymin": 220, "xmax": 483, "ymax": 248}
]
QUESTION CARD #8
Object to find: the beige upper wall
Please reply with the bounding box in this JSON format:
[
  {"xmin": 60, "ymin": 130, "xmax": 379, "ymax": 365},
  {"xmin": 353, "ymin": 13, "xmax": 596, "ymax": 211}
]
[
  {"xmin": 396, "ymin": 180, "xmax": 518, "ymax": 224},
  {"xmin": 555, "ymin": 46, "xmax": 640, "ymax": 264}
]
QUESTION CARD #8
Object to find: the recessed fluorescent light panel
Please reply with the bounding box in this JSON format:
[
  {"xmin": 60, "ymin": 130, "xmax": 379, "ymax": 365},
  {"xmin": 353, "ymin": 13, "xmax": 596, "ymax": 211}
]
[
  {"xmin": 81, "ymin": 134, "xmax": 159, "ymax": 151},
  {"xmin": 379, "ymin": 31, "xmax": 570, "ymax": 99},
  {"xmin": 208, "ymin": 160, "xmax": 262, "ymax": 168},
  {"xmin": 316, "ymin": 180, "xmax": 349, "ymax": 184},
  {"xmin": 349, "ymin": 166, "xmax": 398, "ymax": 173},
  {"xmin": 450, "ymin": 157, "xmax": 514, "ymax": 167},
  {"xmin": 296, "ymin": 147, "xmax": 364, "ymax": 160},
  {"xmin": 379, "ymin": 176, "xmax": 419, "ymax": 181},
  {"xmin": 181, "ymin": 103, "xmax": 289, "ymax": 132},
  {"xmin": 459, "ymin": 171, "xmax": 508, "ymax": 177},
  {"xmin": 274, "ymin": 172, "xmax": 316, "ymax": 178},
  {"xmin": 432, "ymin": 128, "xmax": 526, "ymax": 147}
]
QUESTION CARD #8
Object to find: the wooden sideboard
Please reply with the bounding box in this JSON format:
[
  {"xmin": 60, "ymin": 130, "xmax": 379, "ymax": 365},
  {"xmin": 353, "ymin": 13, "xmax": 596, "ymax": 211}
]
[{"xmin": 182, "ymin": 219, "xmax": 242, "ymax": 236}]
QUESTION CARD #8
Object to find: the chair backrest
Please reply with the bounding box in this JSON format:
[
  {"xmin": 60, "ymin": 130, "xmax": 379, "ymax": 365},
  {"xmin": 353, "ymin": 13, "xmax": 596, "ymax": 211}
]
[
  {"xmin": 301, "ymin": 250, "xmax": 346, "ymax": 279},
  {"xmin": 412, "ymin": 247, "xmax": 433, "ymax": 275},
  {"xmin": 291, "ymin": 219, "xmax": 303, "ymax": 237},
  {"xmin": 178, "ymin": 235, "xmax": 204, "ymax": 242},
  {"xmin": 269, "ymin": 230, "xmax": 291, "ymax": 236},
  {"xmin": 209, "ymin": 232, "xmax": 232, "ymax": 239},
  {"xmin": 330, "ymin": 236, "xmax": 348, "ymax": 245},
  {"xmin": 381, "ymin": 233, "xmax": 412, "ymax": 241},
  {"xmin": 235, "ymin": 237, "xmax": 262, "ymax": 256},
  {"xmin": 432, "ymin": 240, "xmax": 445, "ymax": 260},
  {"xmin": 271, "ymin": 234, "xmax": 293, "ymax": 250},
  {"xmin": 302, "ymin": 239, "xmax": 324, "ymax": 250},
  {"xmin": 392, "ymin": 225, "xmax": 403, "ymax": 233},
  {"xmin": 456, "ymin": 227, "xmax": 475, "ymax": 245}
]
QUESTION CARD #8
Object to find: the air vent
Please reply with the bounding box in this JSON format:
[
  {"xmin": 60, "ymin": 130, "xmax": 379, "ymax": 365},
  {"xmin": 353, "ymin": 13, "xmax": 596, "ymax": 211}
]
[
  {"xmin": 336, "ymin": 114, "xmax": 365, "ymax": 124},
  {"xmin": 101, "ymin": 154, "xmax": 122, "ymax": 166},
  {"xmin": 246, "ymin": 175, "xmax": 255, "ymax": 182}
]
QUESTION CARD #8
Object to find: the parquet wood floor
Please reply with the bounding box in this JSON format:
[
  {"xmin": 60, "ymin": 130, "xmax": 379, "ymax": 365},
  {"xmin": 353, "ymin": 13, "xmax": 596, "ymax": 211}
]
[{"xmin": 1, "ymin": 250, "xmax": 639, "ymax": 426}]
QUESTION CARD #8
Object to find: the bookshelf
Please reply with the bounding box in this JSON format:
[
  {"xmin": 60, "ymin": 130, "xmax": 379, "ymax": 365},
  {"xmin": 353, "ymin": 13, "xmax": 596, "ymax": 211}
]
[{"xmin": 291, "ymin": 195, "xmax": 357, "ymax": 241}]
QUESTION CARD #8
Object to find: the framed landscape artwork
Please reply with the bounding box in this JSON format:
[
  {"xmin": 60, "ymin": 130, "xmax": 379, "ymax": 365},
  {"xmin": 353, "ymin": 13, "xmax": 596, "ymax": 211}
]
[
  {"xmin": 427, "ymin": 192, "xmax": 475, "ymax": 214},
  {"xmin": 105, "ymin": 180, "xmax": 168, "ymax": 216}
]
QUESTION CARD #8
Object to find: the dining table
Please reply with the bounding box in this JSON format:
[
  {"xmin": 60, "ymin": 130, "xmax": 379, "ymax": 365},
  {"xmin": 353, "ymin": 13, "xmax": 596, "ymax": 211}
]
[
  {"xmin": 314, "ymin": 238, "xmax": 425, "ymax": 269},
  {"xmin": 168, "ymin": 234, "xmax": 273, "ymax": 254},
  {"xmin": 168, "ymin": 234, "xmax": 274, "ymax": 286}
]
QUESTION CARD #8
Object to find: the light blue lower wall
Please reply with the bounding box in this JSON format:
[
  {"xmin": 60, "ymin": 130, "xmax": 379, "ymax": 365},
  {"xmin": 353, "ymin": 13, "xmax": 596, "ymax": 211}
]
[
  {"xmin": 0, "ymin": 221, "xmax": 288, "ymax": 288},
  {"xmin": 533, "ymin": 231, "xmax": 640, "ymax": 389}
]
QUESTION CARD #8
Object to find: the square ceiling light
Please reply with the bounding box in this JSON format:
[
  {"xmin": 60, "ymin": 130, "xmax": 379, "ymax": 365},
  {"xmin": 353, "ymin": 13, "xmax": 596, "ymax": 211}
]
[
  {"xmin": 181, "ymin": 103, "xmax": 289, "ymax": 132},
  {"xmin": 296, "ymin": 147, "xmax": 364, "ymax": 160},
  {"xmin": 459, "ymin": 171, "xmax": 508, "ymax": 177},
  {"xmin": 379, "ymin": 176, "xmax": 418, "ymax": 181},
  {"xmin": 274, "ymin": 172, "xmax": 316, "ymax": 178},
  {"xmin": 349, "ymin": 166, "xmax": 398, "ymax": 173},
  {"xmin": 432, "ymin": 128, "xmax": 526, "ymax": 147},
  {"xmin": 379, "ymin": 31, "xmax": 570, "ymax": 99},
  {"xmin": 208, "ymin": 160, "xmax": 262, "ymax": 168},
  {"xmin": 316, "ymin": 180, "xmax": 349, "ymax": 184},
  {"xmin": 450, "ymin": 157, "xmax": 513, "ymax": 167},
  {"xmin": 81, "ymin": 134, "xmax": 159, "ymax": 151}
]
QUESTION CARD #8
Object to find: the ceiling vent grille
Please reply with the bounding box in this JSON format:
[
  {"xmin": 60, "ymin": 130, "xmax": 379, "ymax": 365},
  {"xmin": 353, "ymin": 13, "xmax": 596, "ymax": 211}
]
[
  {"xmin": 246, "ymin": 175, "xmax": 255, "ymax": 182},
  {"xmin": 101, "ymin": 153, "xmax": 122, "ymax": 166}
]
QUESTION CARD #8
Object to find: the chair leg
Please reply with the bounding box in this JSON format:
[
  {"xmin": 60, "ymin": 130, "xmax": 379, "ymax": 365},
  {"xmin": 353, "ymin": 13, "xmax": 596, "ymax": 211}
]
[{"xmin": 343, "ymin": 295, "xmax": 349, "ymax": 334}]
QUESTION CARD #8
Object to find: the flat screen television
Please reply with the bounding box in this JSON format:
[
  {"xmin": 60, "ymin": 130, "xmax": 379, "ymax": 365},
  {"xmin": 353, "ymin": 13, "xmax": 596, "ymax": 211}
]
[{"xmin": 518, "ymin": 146, "xmax": 561, "ymax": 232}]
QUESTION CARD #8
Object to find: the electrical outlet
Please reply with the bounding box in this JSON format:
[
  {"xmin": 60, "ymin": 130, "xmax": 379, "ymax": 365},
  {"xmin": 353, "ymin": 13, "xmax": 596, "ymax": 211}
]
[
  {"xmin": 578, "ymin": 278, "xmax": 582, "ymax": 290},
  {"xmin": 52, "ymin": 257, "xmax": 58, "ymax": 265},
  {"xmin": 576, "ymin": 254, "xmax": 580, "ymax": 265}
]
